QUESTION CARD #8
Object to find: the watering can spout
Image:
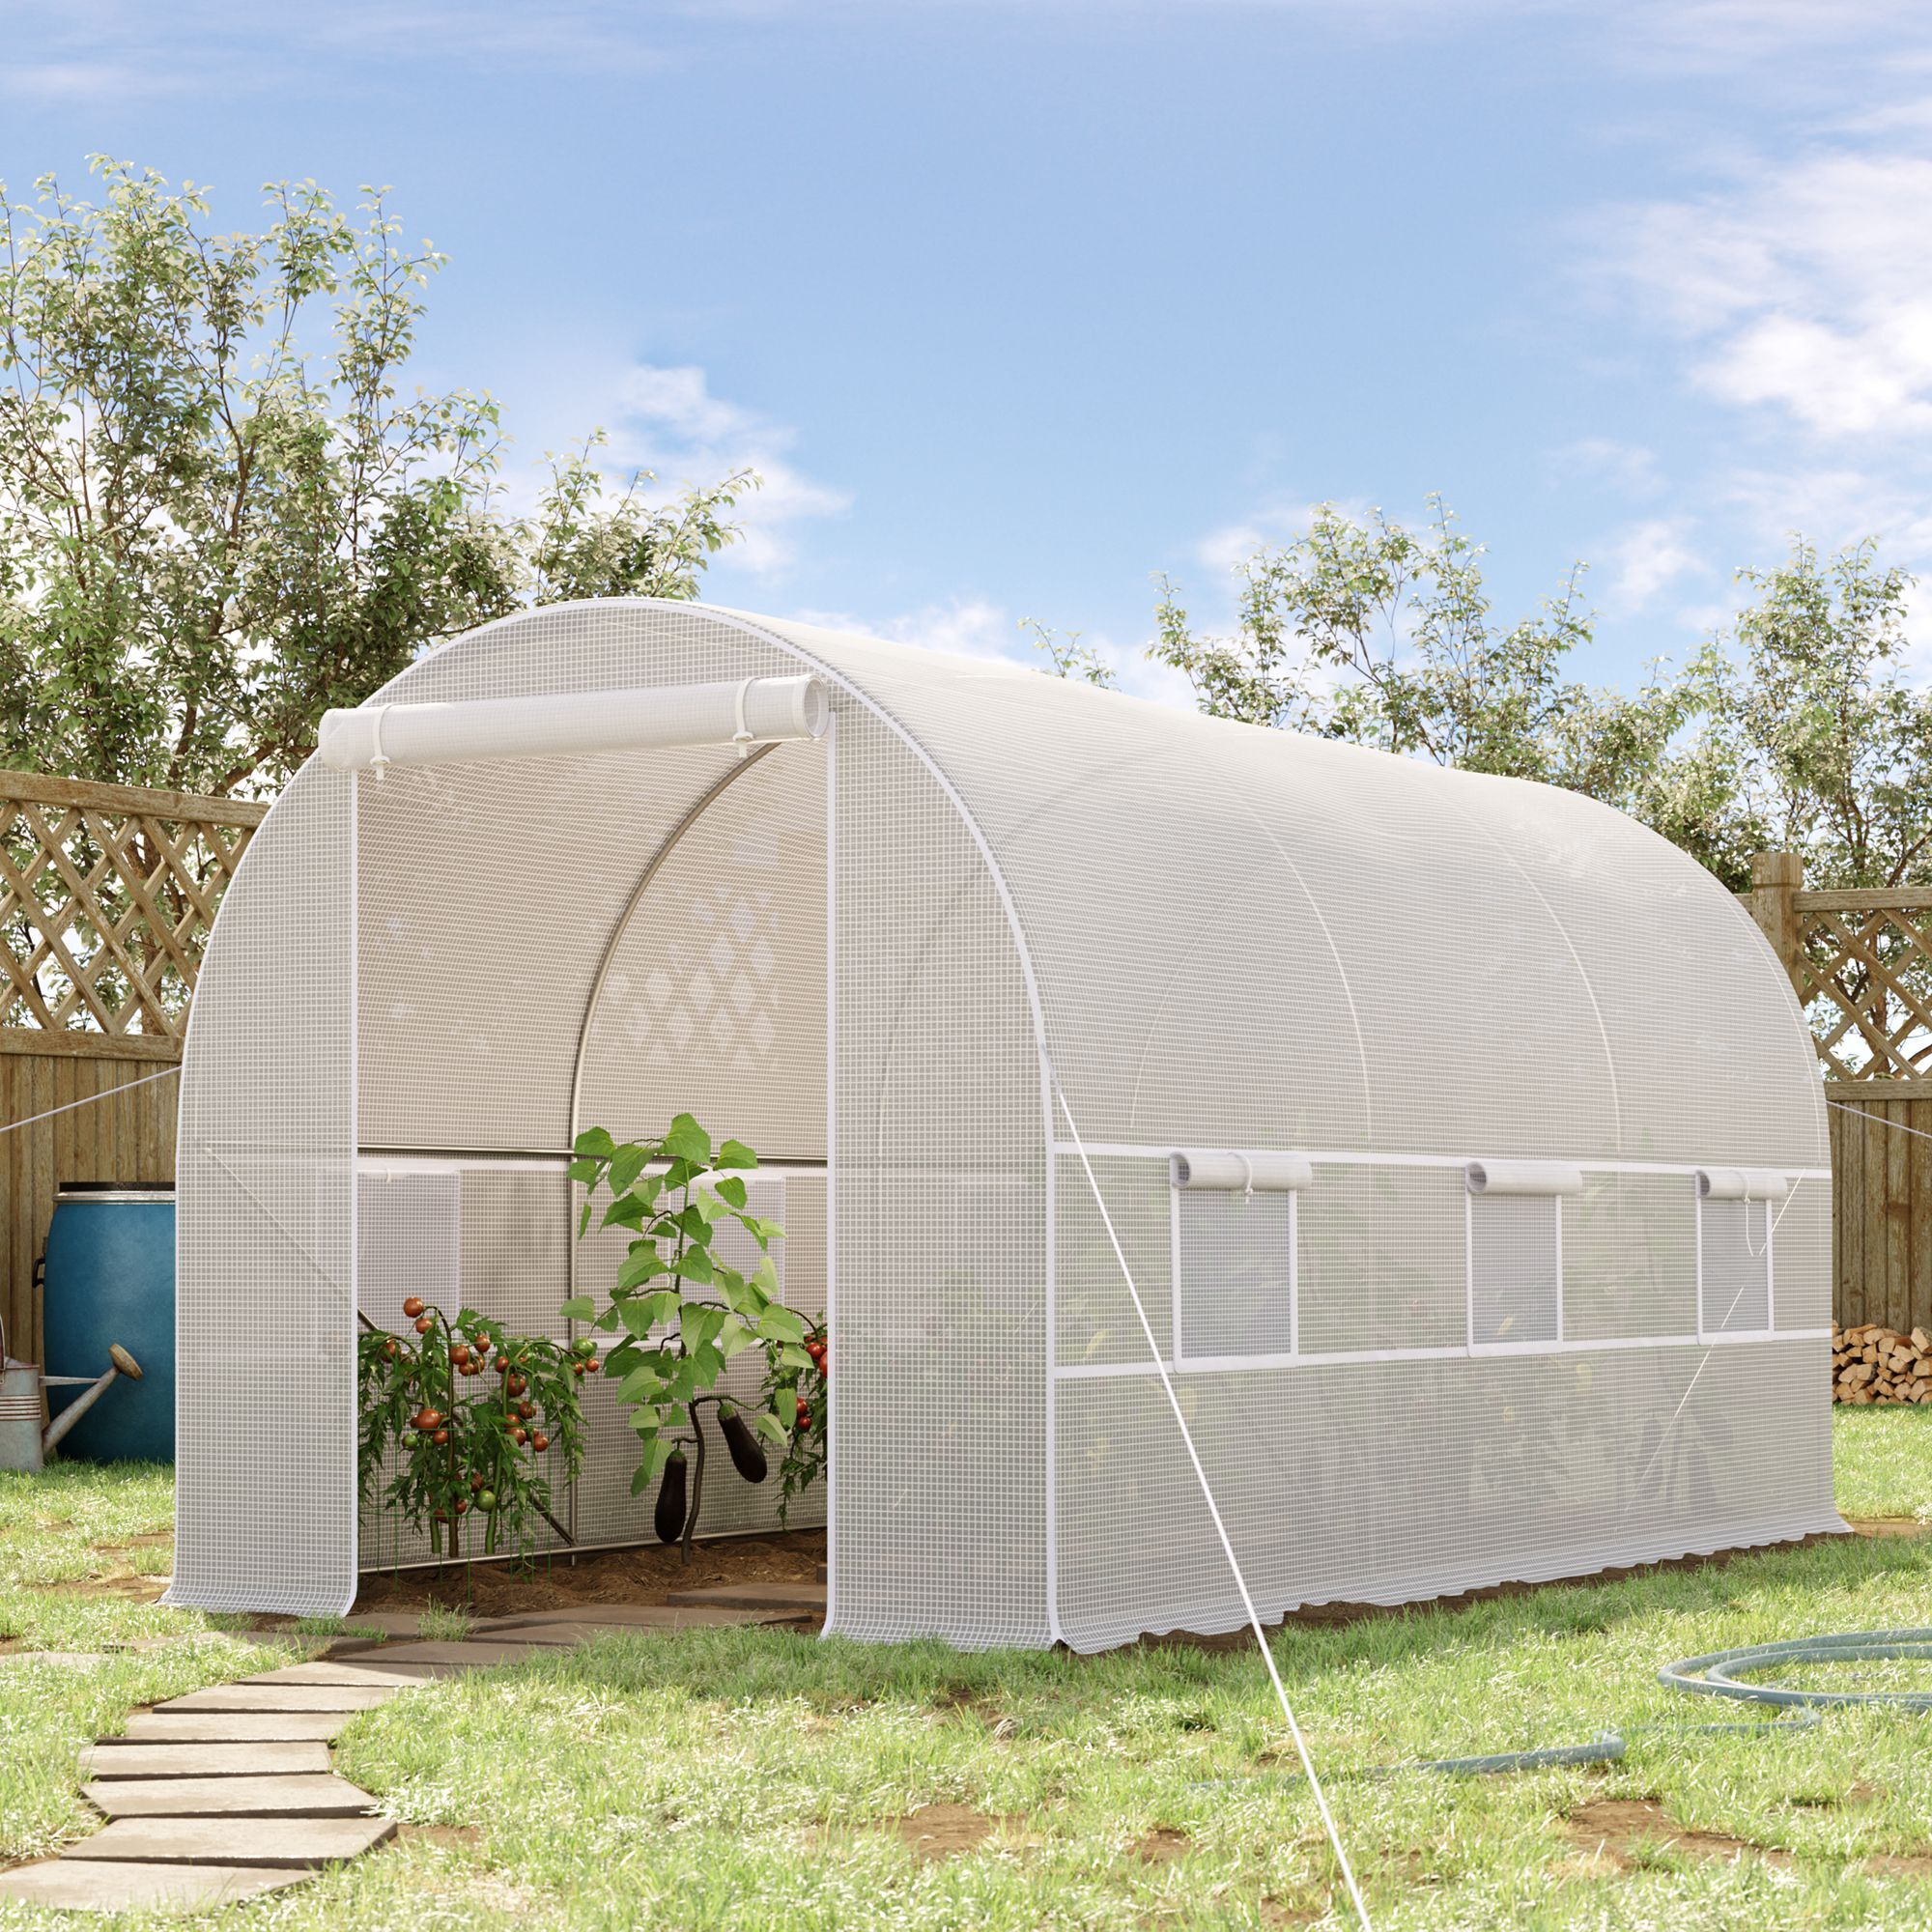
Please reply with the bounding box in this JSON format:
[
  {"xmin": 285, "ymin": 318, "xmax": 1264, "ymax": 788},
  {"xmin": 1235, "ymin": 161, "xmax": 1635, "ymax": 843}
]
[
  {"xmin": 41, "ymin": 1344, "xmax": 142, "ymax": 1454},
  {"xmin": 0, "ymin": 1334, "xmax": 141, "ymax": 1471}
]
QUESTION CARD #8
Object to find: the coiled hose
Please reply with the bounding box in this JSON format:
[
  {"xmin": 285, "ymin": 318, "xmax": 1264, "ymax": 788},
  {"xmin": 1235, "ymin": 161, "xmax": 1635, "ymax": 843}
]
[
  {"xmin": 1659, "ymin": 1628, "xmax": 1932, "ymax": 1710},
  {"xmin": 1201, "ymin": 1629, "xmax": 1931, "ymax": 1786}
]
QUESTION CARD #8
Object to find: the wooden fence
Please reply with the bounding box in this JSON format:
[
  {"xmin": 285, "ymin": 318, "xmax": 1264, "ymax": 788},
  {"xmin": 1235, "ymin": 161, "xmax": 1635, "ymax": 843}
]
[
  {"xmin": 0, "ymin": 774, "xmax": 264, "ymax": 1366},
  {"xmin": 0, "ymin": 784, "xmax": 1921, "ymax": 1355},
  {"xmin": 1747, "ymin": 852, "xmax": 1932, "ymax": 1332}
]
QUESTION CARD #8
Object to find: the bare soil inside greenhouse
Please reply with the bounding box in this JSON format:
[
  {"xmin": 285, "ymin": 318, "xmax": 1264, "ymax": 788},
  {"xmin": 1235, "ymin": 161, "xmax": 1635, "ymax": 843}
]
[{"xmin": 341, "ymin": 1526, "xmax": 827, "ymax": 1620}]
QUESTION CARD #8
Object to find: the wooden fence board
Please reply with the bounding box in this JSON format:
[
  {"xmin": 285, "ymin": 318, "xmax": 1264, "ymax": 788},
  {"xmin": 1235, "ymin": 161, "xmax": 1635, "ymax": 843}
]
[{"xmin": 0, "ymin": 1050, "xmax": 179, "ymax": 1368}]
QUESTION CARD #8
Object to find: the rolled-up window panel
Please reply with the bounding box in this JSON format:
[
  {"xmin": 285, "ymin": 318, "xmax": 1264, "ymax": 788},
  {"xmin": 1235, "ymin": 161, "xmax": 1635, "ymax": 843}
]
[
  {"xmin": 1169, "ymin": 1151, "xmax": 1313, "ymax": 1192},
  {"xmin": 318, "ymin": 674, "xmax": 829, "ymax": 774},
  {"xmin": 1696, "ymin": 1168, "xmax": 1791, "ymax": 1202},
  {"xmin": 1465, "ymin": 1159, "xmax": 1584, "ymax": 1198}
]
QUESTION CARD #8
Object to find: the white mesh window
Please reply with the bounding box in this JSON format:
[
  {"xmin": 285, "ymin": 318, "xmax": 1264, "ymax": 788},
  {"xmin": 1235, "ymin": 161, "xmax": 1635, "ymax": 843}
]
[
  {"xmin": 1468, "ymin": 1194, "xmax": 1562, "ymax": 1348},
  {"xmin": 1296, "ymin": 1165, "xmax": 1466, "ymax": 1352},
  {"xmin": 1174, "ymin": 1191, "xmax": 1295, "ymax": 1361},
  {"xmin": 1700, "ymin": 1197, "xmax": 1773, "ymax": 1334},
  {"xmin": 356, "ymin": 1169, "xmax": 460, "ymax": 1331}
]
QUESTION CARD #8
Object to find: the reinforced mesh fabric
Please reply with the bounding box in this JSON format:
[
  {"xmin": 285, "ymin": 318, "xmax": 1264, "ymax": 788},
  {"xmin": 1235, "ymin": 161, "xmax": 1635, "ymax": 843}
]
[{"xmin": 174, "ymin": 598, "xmax": 1835, "ymax": 1641}]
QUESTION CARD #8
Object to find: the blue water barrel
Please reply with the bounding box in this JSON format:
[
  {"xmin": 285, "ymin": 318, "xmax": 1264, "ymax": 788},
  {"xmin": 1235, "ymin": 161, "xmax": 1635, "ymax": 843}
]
[{"xmin": 43, "ymin": 1186, "xmax": 176, "ymax": 1463}]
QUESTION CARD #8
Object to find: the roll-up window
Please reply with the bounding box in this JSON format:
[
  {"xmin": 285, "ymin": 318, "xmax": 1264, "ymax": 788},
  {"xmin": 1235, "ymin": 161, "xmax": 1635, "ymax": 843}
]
[
  {"xmin": 1464, "ymin": 1160, "xmax": 1579, "ymax": 1347},
  {"xmin": 1169, "ymin": 1151, "xmax": 1306, "ymax": 1360},
  {"xmin": 1695, "ymin": 1170, "xmax": 1785, "ymax": 1334}
]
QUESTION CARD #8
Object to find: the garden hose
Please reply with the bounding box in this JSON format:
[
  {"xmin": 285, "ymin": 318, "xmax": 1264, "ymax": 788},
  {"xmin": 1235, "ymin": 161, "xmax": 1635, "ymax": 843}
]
[{"xmin": 1660, "ymin": 1629, "xmax": 1932, "ymax": 1710}]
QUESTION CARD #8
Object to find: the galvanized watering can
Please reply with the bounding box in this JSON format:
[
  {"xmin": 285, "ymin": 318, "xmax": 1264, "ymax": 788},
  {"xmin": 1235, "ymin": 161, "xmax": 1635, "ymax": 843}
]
[{"xmin": 0, "ymin": 1317, "xmax": 142, "ymax": 1473}]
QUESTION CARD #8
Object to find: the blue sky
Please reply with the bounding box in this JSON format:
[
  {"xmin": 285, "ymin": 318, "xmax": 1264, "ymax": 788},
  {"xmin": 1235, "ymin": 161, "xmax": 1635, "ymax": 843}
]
[{"xmin": 6, "ymin": 0, "xmax": 1932, "ymax": 702}]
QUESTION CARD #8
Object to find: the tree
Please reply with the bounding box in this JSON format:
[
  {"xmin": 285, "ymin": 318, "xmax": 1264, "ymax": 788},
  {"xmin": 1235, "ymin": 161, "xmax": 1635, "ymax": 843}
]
[
  {"xmin": 0, "ymin": 158, "xmax": 750, "ymax": 797},
  {"xmin": 1148, "ymin": 497, "xmax": 1596, "ymax": 781},
  {"xmin": 1685, "ymin": 538, "xmax": 1931, "ymax": 892}
]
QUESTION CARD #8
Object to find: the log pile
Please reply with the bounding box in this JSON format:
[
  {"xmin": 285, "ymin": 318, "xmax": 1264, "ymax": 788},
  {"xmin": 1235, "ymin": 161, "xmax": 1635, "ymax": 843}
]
[{"xmin": 1833, "ymin": 1322, "xmax": 1932, "ymax": 1403}]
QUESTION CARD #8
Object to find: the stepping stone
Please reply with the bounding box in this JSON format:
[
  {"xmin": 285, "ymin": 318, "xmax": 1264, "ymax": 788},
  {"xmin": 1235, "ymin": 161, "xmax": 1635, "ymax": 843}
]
[
  {"xmin": 664, "ymin": 1581, "xmax": 827, "ymax": 1613},
  {"xmin": 63, "ymin": 1814, "xmax": 395, "ymax": 1868},
  {"xmin": 115, "ymin": 1713, "xmax": 350, "ymax": 1744},
  {"xmin": 478, "ymin": 1605, "xmax": 785, "ymax": 1635},
  {"xmin": 476, "ymin": 1609, "xmax": 778, "ymax": 1643},
  {"xmin": 480, "ymin": 1605, "xmax": 740, "ymax": 1630},
  {"xmin": 238, "ymin": 1662, "xmax": 432, "ymax": 1689},
  {"xmin": 83, "ymin": 1742, "xmax": 332, "ymax": 1779},
  {"xmin": 331, "ymin": 1611, "xmax": 427, "ymax": 1638},
  {"xmin": 0, "ymin": 1859, "xmax": 306, "ymax": 1912},
  {"xmin": 350, "ymin": 1640, "xmax": 553, "ymax": 1670},
  {"xmin": 85, "ymin": 1774, "xmax": 377, "ymax": 1819},
  {"xmin": 156, "ymin": 1685, "xmax": 401, "ymax": 1714}
]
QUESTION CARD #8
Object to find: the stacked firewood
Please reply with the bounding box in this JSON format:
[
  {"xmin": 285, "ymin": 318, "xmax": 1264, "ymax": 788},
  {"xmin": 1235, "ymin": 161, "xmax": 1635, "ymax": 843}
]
[{"xmin": 1833, "ymin": 1322, "xmax": 1932, "ymax": 1403}]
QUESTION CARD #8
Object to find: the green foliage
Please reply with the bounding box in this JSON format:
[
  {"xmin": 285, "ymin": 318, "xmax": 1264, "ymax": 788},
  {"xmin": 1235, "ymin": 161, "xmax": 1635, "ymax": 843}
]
[
  {"xmin": 1146, "ymin": 503, "xmax": 1932, "ymax": 895},
  {"xmin": 758, "ymin": 1314, "xmax": 828, "ymax": 1525},
  {"xmin": 568, "ymin": 1115, "xmax": 808, "ymax": 1515},
  {"xmin": 0, "ymin": 157, "xmax": 751, "ymax": 796},
  {"xmin": 1150, "ymin": 497, "xmax": 1592, "ymax": 776},
  {"xmin": 1020, "ymin": 616, "xmax": 1118, "ymax": 688},
  {"xmin": 1685, "ymin": 539, "xmax": 1932, "ymax": 892},
  {"xmin": 356, "ymin": 1301, "xmax": 583, "ymax": 1563}
]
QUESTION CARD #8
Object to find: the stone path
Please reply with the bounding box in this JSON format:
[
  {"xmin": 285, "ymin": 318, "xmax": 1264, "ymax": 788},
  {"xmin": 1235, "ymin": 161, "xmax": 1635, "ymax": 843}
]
[{"xmin": 0, "ymin": 1601, "xmax": 811, "ymax": 1915}]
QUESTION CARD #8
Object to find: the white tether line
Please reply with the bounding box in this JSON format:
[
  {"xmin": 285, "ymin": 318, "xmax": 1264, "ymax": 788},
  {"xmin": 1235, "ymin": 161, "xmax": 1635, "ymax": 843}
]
[
  {"xmin": 1054, "ymin": 1080, "xmax": 1373, "ymax": 1931},
  {"xmin": 1829, "ymin": 1098, "xmax": 1932, "ymax": 1144},
  {"xmin": 0, "ymin": 1063, "xmax": 180, "ymax": 1137}
]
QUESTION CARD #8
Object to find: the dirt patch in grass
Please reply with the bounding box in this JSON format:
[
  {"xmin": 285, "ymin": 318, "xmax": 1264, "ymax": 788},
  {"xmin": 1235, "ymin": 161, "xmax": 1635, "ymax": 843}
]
[
  {"xmin": 885, "ymin": 1804, "xmax": 1005, "ymax": 1860},
  {"xmin": 1848, "ymin": 1518, "xmax": 1928, "ymax": 1539},
  {"xmin": 93, "ymin": 1532, "xmax": 172, "ymax": 1554},
  {"xmin": 46, "ymin": 1570, "xmax": 167, "ymax": 1603},
  {"xmin": 395, "ymin": 1824, "xmax": 483, "ymax": 1851},
  {"xmin": 1563, "ymin": 1797, "xmax": 1786, "ymax": 1870},
  {"xmin": 1861, "ymin": 1852, "xmax": 1932, "ymax": 1878},
  {"xmin": 1131, "ymin": 1827, "xmax": 1190, "ymax": 1863},
  {"xmin": 327, "ymin": 1527, "xmax": 825, "ymax": 1621}
]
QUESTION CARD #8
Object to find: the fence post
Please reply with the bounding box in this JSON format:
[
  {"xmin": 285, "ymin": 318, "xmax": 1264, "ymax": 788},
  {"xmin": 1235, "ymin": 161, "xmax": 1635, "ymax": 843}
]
[{"xmin": 1747, "ymin": 850, "xmax": 1806, "ymax": 997}]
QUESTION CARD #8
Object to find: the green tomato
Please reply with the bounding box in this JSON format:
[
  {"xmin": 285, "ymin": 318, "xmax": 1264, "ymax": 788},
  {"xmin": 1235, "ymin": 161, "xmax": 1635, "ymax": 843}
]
[{"xmin": 476, "ymin": 1490, "xmax": 497, "ymax": 1512}]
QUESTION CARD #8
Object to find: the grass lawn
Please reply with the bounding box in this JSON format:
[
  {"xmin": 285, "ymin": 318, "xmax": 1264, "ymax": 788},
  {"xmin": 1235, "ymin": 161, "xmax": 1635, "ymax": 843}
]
[{"xmin": 1, "ymin": 1416, "xmax": 1929, "ymax": 1930}]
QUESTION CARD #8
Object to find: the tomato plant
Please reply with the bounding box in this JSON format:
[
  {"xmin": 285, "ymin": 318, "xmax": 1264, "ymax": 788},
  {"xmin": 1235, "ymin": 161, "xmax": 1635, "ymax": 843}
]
[
  {"xmin": 356, "ymin": 1301, "xmax": 583, "ymax": 1564},
  {"xmin": 565, "ymin": 1113, "xmax": 810, "ymax": 1559},
  {"xmin": 759, "ymin": 1314, "xmax": 827, "ymax": 1525}
]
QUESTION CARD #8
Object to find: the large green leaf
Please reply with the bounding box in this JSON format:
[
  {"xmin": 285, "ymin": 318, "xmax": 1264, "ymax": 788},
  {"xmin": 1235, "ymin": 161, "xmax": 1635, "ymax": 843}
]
[
  {"xmin": 664, "ymin": 1114, "xmax": 712, "ymax": 1164},
  {"xmin": 608, "ymin": 1145, "xmax": 652, "ymax": 1196}
]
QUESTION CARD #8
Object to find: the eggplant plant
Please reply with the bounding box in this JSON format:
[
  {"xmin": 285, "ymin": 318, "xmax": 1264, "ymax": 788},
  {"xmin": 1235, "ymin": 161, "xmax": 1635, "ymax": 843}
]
[{"xmin": 565, "ymin": 1114, "xmax": 811, "ymax": 1561}]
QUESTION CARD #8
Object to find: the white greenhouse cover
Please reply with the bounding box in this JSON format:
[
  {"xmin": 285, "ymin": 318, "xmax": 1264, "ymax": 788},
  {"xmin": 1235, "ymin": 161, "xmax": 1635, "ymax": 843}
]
[{"xmin": 171, "ymin": 598, "xmax": 1838, "ymax": 1648}]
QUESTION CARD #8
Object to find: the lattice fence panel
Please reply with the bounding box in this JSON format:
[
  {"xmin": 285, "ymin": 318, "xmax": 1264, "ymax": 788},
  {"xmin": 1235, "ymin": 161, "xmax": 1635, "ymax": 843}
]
[
  {"xmin": 1794, "ymin": 898, "xmax": 1932, "ymax": 1081},
  {"xmin": 0, "ymin": 776, "xmax": 266, "ymax": 1047}
]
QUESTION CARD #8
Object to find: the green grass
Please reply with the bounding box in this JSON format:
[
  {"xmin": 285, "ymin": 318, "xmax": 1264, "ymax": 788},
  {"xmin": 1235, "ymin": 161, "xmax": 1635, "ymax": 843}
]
[
  {"xmin": 1827, "ymin": 1406, "xmax": 1932, "ymax": 1520},
  {"xmin": 0, "ymin": 1418, "xmax": 1929, "ymax": 1929}
]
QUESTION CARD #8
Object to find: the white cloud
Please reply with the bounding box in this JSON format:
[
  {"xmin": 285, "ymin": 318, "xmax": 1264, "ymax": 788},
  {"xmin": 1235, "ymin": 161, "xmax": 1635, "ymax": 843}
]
[
  {"xmin": 1554, "ymin": 438, "xmax": 1664, "ymax": 499},
  {"xmin": 1599, "ymin": 148, "xmax": 1932, "ymax": 437},
  {"xmin": 0, "ymin": 60, "xmax": 184, "ymax": 101},
  {"xmin": 1600, "ymin": 517, "xmax": 1704, "ymax": 613},
  {"xmin": 785, "ymin": 594, "xmax": 1197, "ymax": 707},
  {"xmin": 607, "ymin": 362, "xmax": 849, "ymax": 577}
]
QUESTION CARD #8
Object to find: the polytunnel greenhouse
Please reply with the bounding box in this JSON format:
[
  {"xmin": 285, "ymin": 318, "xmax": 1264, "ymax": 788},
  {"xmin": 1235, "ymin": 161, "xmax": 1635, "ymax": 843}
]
[{"xmin": 168, "ymin": 598, "xmax": 1840, "ymax": 1651}]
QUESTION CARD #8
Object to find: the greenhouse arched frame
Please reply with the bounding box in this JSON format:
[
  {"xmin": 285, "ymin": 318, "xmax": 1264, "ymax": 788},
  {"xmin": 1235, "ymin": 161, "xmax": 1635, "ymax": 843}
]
[{"xmin": 167, "ymin": 599, "xmax": 1839, "ymax": 1650}]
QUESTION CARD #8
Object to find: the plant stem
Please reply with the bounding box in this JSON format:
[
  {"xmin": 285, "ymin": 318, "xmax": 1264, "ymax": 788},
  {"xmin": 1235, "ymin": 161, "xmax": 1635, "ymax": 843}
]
[{"xmin": 681, "ymin": 1406, "xmax": 707, "ymax": 1567}]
